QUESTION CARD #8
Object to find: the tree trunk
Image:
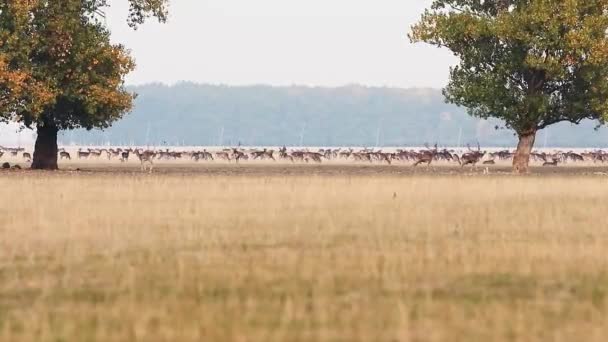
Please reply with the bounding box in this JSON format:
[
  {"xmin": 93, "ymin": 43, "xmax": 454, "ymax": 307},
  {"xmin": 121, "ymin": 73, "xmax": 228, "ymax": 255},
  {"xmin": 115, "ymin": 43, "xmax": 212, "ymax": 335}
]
[
  {"xmin": 31, "ymin": 124, "xmax": 59, "ymax": 170},
  {"xmin": 512, "ymin": 130, "xmax": 537, "ymax": 174}
]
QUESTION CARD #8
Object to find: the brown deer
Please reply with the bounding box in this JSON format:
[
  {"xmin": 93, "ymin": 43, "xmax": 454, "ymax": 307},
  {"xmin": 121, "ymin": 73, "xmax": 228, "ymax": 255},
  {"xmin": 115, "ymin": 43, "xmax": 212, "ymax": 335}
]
[
  {"xmin": 413, "ymin": 144, "xmax": 438, "ymax": 166},
  {"xmin": 108, "ymin": 148, "xmax": 121, "ymax": 160},
  {"xmin": 88, "ymin": 149, "xmax": 102, "ymax": 159},
  {"xmin": 352, "ymin": 151, "xmax": 372, "ymax": 163},
  {"xmin": 251, "ymin": 148, "xmax": 275, "ymax": 161},
  {"xmin": 215, "ymin": 151, "xmax": 232, "ymax": 162},
  {"xmin": 8, "ymin": 148, "xmax": 23, "ymax": 157},
  {"xmin": 372, "ymin": 151, "xmax": 393, "ymax": 165},
  {"xmin": 458, "ymin": 143, "xmax": 485, "ymax": 167},
  {"xmin": 279, "ymin": 146, "xmax": 294, "ymax": 162},
  {"xmin": 58, "ymin": 148, "xmax": 71, "ymax": 160},
  {"xmin": 543, "ymin": 158, "xmax": 559, "ymax": 166},
  {"xmin": 290, "ymin": 151, "xmax": 306, "ymax": 163},
  {"xmin": 304, "ymin": 152, "xmax": 323, "ymax": 163},
  {"xmin": 120, "ymin": 149, "xmax": 130, "ymax": 162},
  {"xmin": 201, "ymin": 150, "xmax": 214, "ymax": 161},
  {"xmin": 339, "ymin": 149, "xmax": 353, "ymax": 159},
  {"xmin": 134, "ymin": 149, "xmax": 155, "ymax": 172},
  {"xmin": 77, "ymin": 149, "xmax": 91, "ymax": 159},
  {"xmin": 232, "ymin": 149, "xmax": 247, "ymax": 163}
]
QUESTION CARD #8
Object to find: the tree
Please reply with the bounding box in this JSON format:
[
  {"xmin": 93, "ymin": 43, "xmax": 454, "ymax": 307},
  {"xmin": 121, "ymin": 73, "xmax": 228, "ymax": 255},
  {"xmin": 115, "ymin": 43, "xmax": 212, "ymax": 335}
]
[
  {"xmin": 410, "ymin": 0, "xmax": 608, "ymax": 173},
  {"xmin": 0, "ymin": 0, "xmax": 168, "ymax": 170},
  {"xmin": 125, "ymin": 0, "xmax": 169, "ymax": 28}
]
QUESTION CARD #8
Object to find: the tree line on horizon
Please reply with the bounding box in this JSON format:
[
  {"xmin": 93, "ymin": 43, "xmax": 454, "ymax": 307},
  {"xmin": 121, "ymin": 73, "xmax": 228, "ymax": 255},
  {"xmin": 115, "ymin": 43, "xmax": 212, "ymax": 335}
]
[{"xmin": 65, "ymin": 83, "xmax": 608, "ymax": 149}]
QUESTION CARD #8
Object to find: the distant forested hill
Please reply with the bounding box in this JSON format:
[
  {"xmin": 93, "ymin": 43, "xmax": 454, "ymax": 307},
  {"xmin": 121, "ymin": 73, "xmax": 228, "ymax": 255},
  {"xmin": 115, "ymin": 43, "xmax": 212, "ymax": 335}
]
[{"xmin": 63, "ymin": 83, "xmax": 608, "ymax": 147}]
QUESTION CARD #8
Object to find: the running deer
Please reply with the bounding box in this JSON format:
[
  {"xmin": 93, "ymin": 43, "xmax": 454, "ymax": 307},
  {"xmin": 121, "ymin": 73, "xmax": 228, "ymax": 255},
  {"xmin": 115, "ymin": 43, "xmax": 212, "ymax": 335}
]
[
  {"xmin": 232, "ymin": 149, "xmax": 247, "ymax": 163},
  {"xmin": 251, "ymin": 149, "xmax": 276, "ymax": 161},
  {"xmin": 458, "ymin": 143, "xmax": 485, "ymax": 167},
  {"xmin": 279, "ymin": 146, "xmax": 294, "ymax": 162},
  {"xmin": 413, "ymin": 144, "xmax": 438, "ymax": 167},
  {"xmin": 543, "ymin": 158, "xmax": 560, "ymax": 166},
  {"xmin": 304, "ymin": 152, "xmax": 323, "ymax": 163},
  {"xmin": 134, "ymin": 149, "xmax": 155, "ymax": 172},
  {"xmin": 339, "ymin": 149, "xmax": 353, "ymax": 159},
  {"xmin": 200, "ymin": 150, "xmax": 213, "ymax": 161},
  {"xmin": 290, "ymin": 151, "xmax": 306, "ymax": 163},
  {"xmin": 215, "ymin": 151, "xmax": 232, "ymax": 162}
]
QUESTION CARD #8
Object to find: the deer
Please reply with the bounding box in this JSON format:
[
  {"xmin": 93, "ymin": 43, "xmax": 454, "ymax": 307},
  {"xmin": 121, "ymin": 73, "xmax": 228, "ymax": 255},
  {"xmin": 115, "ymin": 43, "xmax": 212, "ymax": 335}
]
[
  {"xmin": 88, "ymin": 149, "xmax": 102, "ymax": 159},
  {"xmin": 77, "ymin": 149, "xmax": 91, "ymax": 159},
  {"xmin": 108, "ymin": 148, "xmax": 121, "ymax": 160},
  {"xmin": 339, "ymin": 149, "xmax": 353, "ymax": 160},
  {"xmin": 436, "ymin": 149, "xmax": 455, "ymax": 162},
  {"xmin": 251, "ymin": 148, "xmax": 275, "ymax": 161},
  {"xmin": 543, "ymin": 158, "xmax": 560, "ymax": 166},
  {"xmin": 188, "ymin": 151, "xmax": 201, "ymax": 162},
  {"xmin": 58, "ymin": 148, "xmax": 71, "ymax": 160},
  {"xmin": 304, "ymin": 152, "xmax": 323, "ymax": 163},
  {"xmin": 458, "ymin": 143, "xmax": 485, "ymax": 167},
  {"xmin": 157, "ymin": 149, "xmax": 171, "ymax": 160},
  {"xmin": 157, "ymin": 149, "xmax": 182, "ymax": 160},
  {"xmin": 394, "ymin": 150, "xmax": 414, "ymax": 162},
  {"xmin": 371, "ymin": 151, "xmax": 393, "ymax": 165},
  {"xmin": 200, "ymin": 150, "xmax": 214, "ymax": 161},
  {"xmin": 413, "ymin": 144, "xmax": 438, "ymax": 167},
  {"xmin": 564, "ymin": 151, "xmax": 584, "ymax": 163},
  {"xmin": 232, "ymin": 148, "xmax": 247, "ymax": 163},
  {"xmin": 322, "ymin": 148, "xmax": 339, "ymax": 160},
  {"xmin": 352, "ymin": 151, "xmax": 373, "ymax": 163},
  {"xmin": 99, "ymin": 149, "xmax": 111, "ymax": 160},
  {"xmin": 134, "ymin": 149, "xmax": 155, "ymax": 172},
  {"xmin": 215, "ymin": 151, "xmax": 232, "ymax": 162},
  {"xmin": 290, "ymin": 151, "xmax": 306, "ymax": 163},
  {"xmin": 279, "ymin": 146, "xmax": 294, "ymax": 162},
  {"xmin": 120, "ymin": 149, "xmax": 130, "ymax": 162}
]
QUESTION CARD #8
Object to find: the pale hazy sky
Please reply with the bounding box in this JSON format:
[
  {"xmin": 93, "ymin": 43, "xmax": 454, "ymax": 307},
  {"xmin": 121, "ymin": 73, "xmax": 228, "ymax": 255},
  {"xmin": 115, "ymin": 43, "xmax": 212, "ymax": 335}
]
[{"xmin": 106, "ymin": 0, "xmax": 457, "ymax": 88}]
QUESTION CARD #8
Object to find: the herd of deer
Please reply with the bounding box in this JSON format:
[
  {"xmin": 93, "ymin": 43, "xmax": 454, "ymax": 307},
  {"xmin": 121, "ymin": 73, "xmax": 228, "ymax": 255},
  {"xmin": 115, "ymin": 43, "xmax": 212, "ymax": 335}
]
[
  {"xmin": 2, "ymin": 145, "xmax": 608, "ymax": 170},
  {"xmin": 0, "ymin": 147, "xmax": 32, "ymax": 162}
]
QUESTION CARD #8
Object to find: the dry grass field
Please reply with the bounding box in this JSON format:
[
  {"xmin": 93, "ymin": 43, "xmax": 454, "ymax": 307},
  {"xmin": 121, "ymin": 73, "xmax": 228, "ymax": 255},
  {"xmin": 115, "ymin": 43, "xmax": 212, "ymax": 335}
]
[{"xmin": 1, "ymin": 166, "xmax": 608, "ymax": 341}]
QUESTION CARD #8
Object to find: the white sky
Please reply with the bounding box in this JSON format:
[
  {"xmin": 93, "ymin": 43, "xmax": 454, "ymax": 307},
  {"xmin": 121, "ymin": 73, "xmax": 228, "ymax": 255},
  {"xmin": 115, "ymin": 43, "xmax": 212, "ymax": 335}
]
[{"xmin": 106, "ymin": 0, "xmax": 457, "ymax": 88}]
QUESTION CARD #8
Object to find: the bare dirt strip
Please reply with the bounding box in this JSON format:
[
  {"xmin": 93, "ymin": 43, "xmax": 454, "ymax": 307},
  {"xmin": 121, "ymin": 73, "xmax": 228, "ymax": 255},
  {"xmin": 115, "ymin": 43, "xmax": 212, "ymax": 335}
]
[{"xmin": 2, "ymin": 162, "xmax": 608, "ymax": 177}]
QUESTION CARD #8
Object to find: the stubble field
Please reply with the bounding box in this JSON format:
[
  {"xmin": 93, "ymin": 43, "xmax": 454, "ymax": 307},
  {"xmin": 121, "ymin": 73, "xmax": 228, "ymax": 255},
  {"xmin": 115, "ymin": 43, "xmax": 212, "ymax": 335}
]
[{"xmin": 1, "ymin": 164, "xmax": 608, "ymax": 341}]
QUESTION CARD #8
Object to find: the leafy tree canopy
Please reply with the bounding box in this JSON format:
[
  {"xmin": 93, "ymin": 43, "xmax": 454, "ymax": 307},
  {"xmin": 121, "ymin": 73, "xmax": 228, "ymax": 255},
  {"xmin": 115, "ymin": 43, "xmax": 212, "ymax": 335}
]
[
  {"xmin": 0, "ymin": 1, "xmax": 135, "ymax": 131},
  {"xmin": 125, "ymin": 0, "xmax": 169, "ymax": 28},
  {"xmin": 411, "ymin": 0, "xmax": 608, "ymax": 172}
]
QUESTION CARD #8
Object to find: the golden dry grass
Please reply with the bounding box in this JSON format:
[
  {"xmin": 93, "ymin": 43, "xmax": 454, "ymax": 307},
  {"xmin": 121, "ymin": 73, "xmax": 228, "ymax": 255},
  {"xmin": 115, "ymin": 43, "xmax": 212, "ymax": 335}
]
[{"xmin": 1, "ymin": 172, "xmax": 608, "ymax": 341}]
